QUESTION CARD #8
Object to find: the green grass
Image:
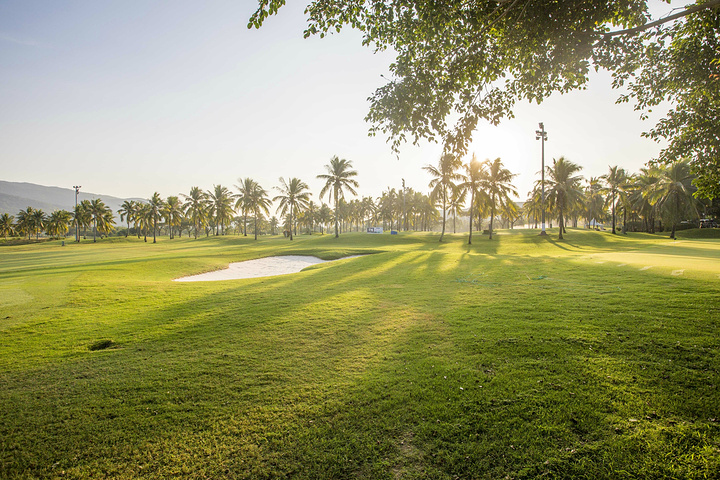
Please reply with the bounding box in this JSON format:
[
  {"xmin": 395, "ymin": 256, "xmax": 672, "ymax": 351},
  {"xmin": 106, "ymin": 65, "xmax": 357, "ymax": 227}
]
[{"xmin": 1, "ymin": 228, "xmax": 719, "ymax": 479}]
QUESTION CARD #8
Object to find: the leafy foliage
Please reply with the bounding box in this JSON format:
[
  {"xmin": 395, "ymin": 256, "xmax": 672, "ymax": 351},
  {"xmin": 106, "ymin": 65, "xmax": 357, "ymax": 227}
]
[{"xmin": 250, "ymin": 1, "xmax": 720, "ymax": 197}]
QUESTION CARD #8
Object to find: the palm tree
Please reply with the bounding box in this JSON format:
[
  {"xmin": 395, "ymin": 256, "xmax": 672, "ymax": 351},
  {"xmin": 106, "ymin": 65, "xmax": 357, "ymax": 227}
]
[
  {"xmin": 248, "ymin": 182, "xmax": 271, "ymax": 240},
  {"xmin": 99, "ymin": 209, "xmax": 115, "ymax": 238},
  {"xmin": 273, "ymin": 177, "xmax": 311, "ymax": 241},
  {"xmin": 544, "ymin": 157, "xmax": 584, "ymax": 240},
  {"xmin": 647, "ymin": 160, "xmax": 698, "ymax": 239},
  {"xmin": 524, "ymin": 186, "xmax": 543, "ymax": 229},
  {"xmin": 631, "ymin": 167, "xmax": 660, "ymax": 233},
  {"xmin": 182, "ymin": 187, "xmax": 208, "ymax": 239},
  {"xmin": 317, "ymin": 156, "xmax": 359, "ymax": 238},
  {"xmin": 89, "ymin": 199, "xmax": 111, "ymax": 242},
  {"xmin": 424, "ymin": 153, "xmax": 463, "ymax": 241},
  {"xmin": 318, "ymin": 203, "xmax": 332, "ymax": 234},
  {"xmin": 16, "ymin": 208, "xmax": 34, "ymax": 239},
  {"xmin": 583, "ymin": 177, "xmax": 606, "ymax": 229},
  {"xmin": 601, "ymin": 166, "xmax": 628, "ymax": 234},
  {"xmin": 269, "ymin": 216, "xmax": 279, "ymax": 235},
  {"xmin": 234, "ymin": 178, "xmax": 257, "ymax": 236},
  {"xmin": 483, "ymin": 157, "xmax": 518, "ymax": 240},
  {"xmin": 208, "ymin": 185, "xmax": 234, "ymax": 235},
  {"xmin": 16, "ymin": 207, "xmax": 34, "ymax": 239},
  {"xmin": 0, "ymin": 213, "xmax": 15, "ymax": 239},
  {"xmin": 163, "ymin": 196, "xmax": 183, "ymax": 239},
  {"xmin": 118, "ymin": 200, "xmax": 136, "ymax": 238},
  {"xmin": 447, "ymin": 185, "xmax": 466, "ymax": 234},
  {"xmin": 46, "ymin": 210, "xmax": 72, "ymax": 238},
  {"xmin": 147, "ymin": 192, "xmax": 165, "ymax": 243},
  {"xmin": 31, "ymin": 209, "xmax": 47, "ymax": 239},
  {"xmin": 135, "ymin": 202, "xmax": 152, "ymax": 242},
  {"xmin": 460, "ymin": 154, "xmax": 487, "ymax": 244},
  {"xmin": 73, "ymin": 200, "xmax": 92, "ymax": 241}
]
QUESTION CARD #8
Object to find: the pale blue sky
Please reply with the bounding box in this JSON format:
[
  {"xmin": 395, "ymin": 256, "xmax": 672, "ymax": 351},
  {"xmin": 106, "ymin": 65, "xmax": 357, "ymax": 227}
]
[{"xmin": 0, "ymin": 1, "xmax": 682, "ymax": 204}]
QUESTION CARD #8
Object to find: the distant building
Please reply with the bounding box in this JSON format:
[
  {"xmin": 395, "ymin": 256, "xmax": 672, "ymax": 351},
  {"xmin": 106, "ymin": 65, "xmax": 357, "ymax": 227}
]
[{"xmin": 586, "ymin": 219, "xmax": 604, "ymax": 230}]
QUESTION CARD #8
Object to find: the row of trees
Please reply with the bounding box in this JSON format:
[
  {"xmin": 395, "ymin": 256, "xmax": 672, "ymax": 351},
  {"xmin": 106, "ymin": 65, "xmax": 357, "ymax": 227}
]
[
  {"xmin": 420, "ymin": 155, "xmax": 704, "ymax": 243},
  {"xmin": 0, "ymin": 154, "xmax": 705, "ymax": 243},
  {"xmin": 527, "ymin": 158, "xmax": 702, "ymax": 240},
  {"xmin": 1, "ymin": 199, "xmax": 114, "ymax": 242}
]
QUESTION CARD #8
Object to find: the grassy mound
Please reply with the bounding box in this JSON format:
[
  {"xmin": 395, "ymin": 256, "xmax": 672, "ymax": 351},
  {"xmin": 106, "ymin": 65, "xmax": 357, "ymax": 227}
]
[
  {"xmin": 675, "ymin": 227, "xmax": 720, "ymax": 239},
  {"xmin": 1, "ymin": 228, "xmax": 718, "ymax": 479}
]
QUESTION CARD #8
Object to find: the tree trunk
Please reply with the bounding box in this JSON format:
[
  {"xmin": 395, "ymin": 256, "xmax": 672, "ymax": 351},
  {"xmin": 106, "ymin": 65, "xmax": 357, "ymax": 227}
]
[
  {"xmin": 558, "ymin": 205, "xmax": 564, "ymax": 240},
  {"xmin": 468, "ymin": 191, "xmax": 474, "ymax": 245},
  {"xmin": 439, "ymin": 188, "xmax": 447, "ymax": 242},
  {"xmin": 489, "ymin": 198, "xmax": 495, "ymax": 240}
]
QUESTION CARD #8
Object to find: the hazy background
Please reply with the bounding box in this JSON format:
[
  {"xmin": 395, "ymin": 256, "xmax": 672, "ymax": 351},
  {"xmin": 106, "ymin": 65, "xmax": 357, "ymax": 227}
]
[{"xmin": 1, "ymin": 0, "xmax": 682, "ymax": 205}]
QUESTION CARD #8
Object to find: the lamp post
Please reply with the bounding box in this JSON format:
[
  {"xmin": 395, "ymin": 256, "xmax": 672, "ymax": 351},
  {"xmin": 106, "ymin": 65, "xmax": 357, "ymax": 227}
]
[
  {"xmin": 535, "ymin": 123, "xmax": 548, "ymax": 236},
  {"xmin": 402, "ymin": 178, "xmax": 406, "ymax": 231},
  {"xmin": 73, "ymin": 185, "xmax": 81, "ymax": 242}
]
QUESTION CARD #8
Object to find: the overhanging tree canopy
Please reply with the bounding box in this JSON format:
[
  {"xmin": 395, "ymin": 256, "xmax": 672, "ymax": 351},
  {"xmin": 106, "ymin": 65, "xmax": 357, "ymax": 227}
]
[{"xmin": 249, "ymin": 0, "xmax": 720, "ymax": 199}]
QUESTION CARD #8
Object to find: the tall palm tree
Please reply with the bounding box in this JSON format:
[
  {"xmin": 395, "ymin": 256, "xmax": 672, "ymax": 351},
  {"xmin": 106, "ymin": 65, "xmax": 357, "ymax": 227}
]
[
  {"xmin": 317, "ymin": 156, "xmax": 359, "ymax": 238},
  {"xmin": 73, "ymin": 201, "xmax": 92, "ymax": 242},
  {"xmin": 147, "ymin": 192, "xmax": 165, "ymax": 244},
  {"xmin": 248, "ymin": 182, "xmax": 271, "ymax": 240},
  {"xmin": 118, "ymin": 200, "xmax": 136, "ymax": 238},
  {"xmin": 424, "ymin": 153, "xmax": 463, "ymax": 241},
  {"xmin": 208, "ymin": 185, "xmax": 234, "ymax": 235},
  {"xmin": 89, "ymin": 199, "xmax": 111, "ymax": 242},
  {"xmin": 461, "ymin": 154, "xmax": 486, "ymax": 244},
  {"xmin": 631, "ymin": 167, "xmax": 660, "ymax": 233},
  {"xmin": 0, "ymin": 213, "xmax": 14, "ymax": 239},
  {"xmin": 544, "ymin": 157, "xmax": 584, "ymax": 240},
  {"xmin": 601, "ymin": 166, "xmax": 628, "ymax": 234},
  {"xmin": 483, "ymin": 157, "xmax": 518, "ymax": 240},
  {"xmin": 136, "ymin": 202, "xmax": 152, "ymax": 242},
  {"xmin": 234, "ymin": 177, "xmax": 258, "ymax": 237},
  {"xmin": 647, "ymin": 160, "xmax": 698, "ymax": 239},
  {"xmin": 163, "ymin": 196, "xmax": 183, "ymax": 239},
  {"xmin": 182, "ymin": 187, "xmax": 208, "ymax": 239},
  {"xmin": 273, "ymin": 177, "xmax": 311, "ymax": 241}
]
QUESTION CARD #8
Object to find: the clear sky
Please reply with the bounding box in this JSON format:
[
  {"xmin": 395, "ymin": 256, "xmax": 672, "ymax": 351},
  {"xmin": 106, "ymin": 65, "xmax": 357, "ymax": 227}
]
[{"xmin": 0, "ymin": 1, "xmax": 684, "ymax": 205}]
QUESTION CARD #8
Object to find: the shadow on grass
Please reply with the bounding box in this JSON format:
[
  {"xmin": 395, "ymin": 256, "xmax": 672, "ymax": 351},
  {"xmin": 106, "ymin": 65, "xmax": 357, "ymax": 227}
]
[{"xmin": 2, "ymin": 234, "xmax": 719, "ymax": 478}]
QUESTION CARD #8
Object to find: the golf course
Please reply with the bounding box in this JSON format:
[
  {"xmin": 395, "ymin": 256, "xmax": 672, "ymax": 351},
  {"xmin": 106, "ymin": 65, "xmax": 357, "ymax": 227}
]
[{"xmin": 1, "ymin": 229, "xmax": 719, "ymax": 479}]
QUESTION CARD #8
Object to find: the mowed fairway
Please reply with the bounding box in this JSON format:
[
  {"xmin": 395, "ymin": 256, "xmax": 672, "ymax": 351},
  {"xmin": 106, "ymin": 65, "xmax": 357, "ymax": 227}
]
[{"xmin": 1, "ymin": 229, "xmax": 719, "ymax": 479}]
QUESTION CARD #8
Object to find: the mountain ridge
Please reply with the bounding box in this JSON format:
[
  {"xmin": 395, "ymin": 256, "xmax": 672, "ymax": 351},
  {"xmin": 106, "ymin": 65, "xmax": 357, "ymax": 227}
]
[{"xmin": 0, "ymin": 180, "xmax": 145, "ymax": 219}]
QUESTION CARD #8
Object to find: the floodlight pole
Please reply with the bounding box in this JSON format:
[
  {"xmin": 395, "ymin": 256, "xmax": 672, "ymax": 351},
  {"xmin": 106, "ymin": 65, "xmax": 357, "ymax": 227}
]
[
  {"xmin": 73, "ymin": 185, "xmax": 81, "ymax": 242},
  {"xmin": 535, "ymin": 123, "xmax": 548, "ymax": 236},
  {"xmin": 402, "ymin": 178, "xmax": 406, "ymax": 231}
]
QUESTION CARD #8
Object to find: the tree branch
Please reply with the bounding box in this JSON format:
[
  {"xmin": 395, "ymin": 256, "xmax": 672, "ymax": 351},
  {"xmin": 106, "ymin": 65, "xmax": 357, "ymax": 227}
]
[{"xmin": 603, "ymin": 0, "xmax": 720, "ymax": 39}]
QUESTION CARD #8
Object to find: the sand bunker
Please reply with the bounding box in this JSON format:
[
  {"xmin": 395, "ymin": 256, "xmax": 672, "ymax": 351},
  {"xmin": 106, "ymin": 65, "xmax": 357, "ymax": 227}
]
[{"xmin": 174, "ymin": 255, "xmax": 359, "ymax": 282}]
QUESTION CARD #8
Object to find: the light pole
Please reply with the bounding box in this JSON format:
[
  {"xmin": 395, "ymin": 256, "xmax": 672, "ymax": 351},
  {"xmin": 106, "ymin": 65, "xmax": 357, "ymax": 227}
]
[
  {"xmin": 535, "ymin": 123, "xmax": 548, "ymax": 236},
  {"xmin": 73, "ymin": 185, "xmax": 81, "ymax": 242},
  {"xmin": 402, "ymin": 178, "xmax": 406, "ymax": 231}
]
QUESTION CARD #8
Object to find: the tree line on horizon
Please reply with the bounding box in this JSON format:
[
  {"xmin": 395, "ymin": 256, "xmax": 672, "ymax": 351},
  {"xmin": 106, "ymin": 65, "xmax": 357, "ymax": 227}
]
[{"xmin": 0, "ymin": 156, "xmax": 710, "ymax": 244}]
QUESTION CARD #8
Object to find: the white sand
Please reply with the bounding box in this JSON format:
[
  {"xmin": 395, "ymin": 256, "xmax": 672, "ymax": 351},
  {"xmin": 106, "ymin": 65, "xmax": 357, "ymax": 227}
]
[{"xmin": 174, "ymin": 255, "xmax": 359, "ymax": 282}]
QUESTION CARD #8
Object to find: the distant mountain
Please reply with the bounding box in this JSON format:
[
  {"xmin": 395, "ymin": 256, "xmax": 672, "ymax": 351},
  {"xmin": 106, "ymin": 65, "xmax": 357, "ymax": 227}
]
[{"xmin": 0, "ymin": 181, "xmax": 145, "ymax": 220}]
